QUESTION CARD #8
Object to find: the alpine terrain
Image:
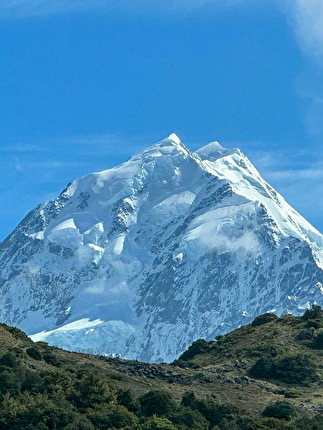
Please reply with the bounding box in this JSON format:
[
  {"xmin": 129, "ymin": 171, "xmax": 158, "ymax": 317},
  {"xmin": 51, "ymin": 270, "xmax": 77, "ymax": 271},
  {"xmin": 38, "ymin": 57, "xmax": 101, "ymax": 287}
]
[{"xmin": 0, "ymin": 134, "xmax": 322, "ymax": 362}]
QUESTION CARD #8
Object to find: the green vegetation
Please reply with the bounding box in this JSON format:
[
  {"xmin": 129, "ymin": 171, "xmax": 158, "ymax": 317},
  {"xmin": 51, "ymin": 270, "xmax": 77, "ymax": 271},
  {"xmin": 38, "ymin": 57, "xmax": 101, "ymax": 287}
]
[
  {"xmin": 0, "ymin": 307, "xmax": 323, "ymax": 428},
  {"xmin": 249, "ymin": 353, "xmax": 318, "ymax": 384},
  {"xmin": 251, "ymin": 313, "xmax": 279, "ymax": 327},
  {"xmin": 262, "ymin": 400, "xmax": 296, "ymax": 420}
]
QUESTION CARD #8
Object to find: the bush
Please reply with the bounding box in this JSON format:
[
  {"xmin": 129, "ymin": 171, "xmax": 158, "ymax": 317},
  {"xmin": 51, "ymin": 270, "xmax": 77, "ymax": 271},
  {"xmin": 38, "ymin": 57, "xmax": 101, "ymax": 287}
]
[
  {"xmin": 106, "ymin": 405, "xmax": 139, "ymax": 429},
  {"xmin": 291, "ymin": 415, "xmax": 323, "ymax": 429},
  {"xmin": 21, "ymin": 370, "xmax": 43, "ymax": 393},
  {"xmin": 250, "ymin": 353, "xmax": 318, "ymax": 384},
  {"xmin": 302, "ymin": 305, "xmax": 323, "ymax": 320},
  {"xmin": 177, "ymin": 340, "xmax": 211, "ymax": 361},
  {"xmin": 69, "ymin": 371, "xmax": 114, "ymax": 409},
  {"xmin": 64, "ymin": 416, "xmax": 95, "ymax": 430},
  {"xmin": 249, "ymin": 357, "xmax": 275, "ymax": 379},
  {"xmin": 139, "ymin": 390, "xmax": 176, "ymax": 417},
  {"xmin": 283, "ymin": 389, "xmax": 301, "ymax": 398},
  {"xmin": 305, "ymin": 320, "xmax": 323, "ymax": 329},
  {"xmin": 0, "ymin": 352, "xmax": 18, "ymax": 368},
  {"xmin": 312, "ymin": 331, "xmax": 323, "ymax": 349},
  {"xmin": 117, "ymin": 389, "xmax": 139, "ymax": 412},
  {"xmin": 181, "ymin": 395, "xmax": 237, "ymax": 428},
  {"xmin": 170, "ymin": 406, "xmax": 209, "ymax": 429},
  {"xmin": 262, "ymin": 401, "xmax": 296, "ymax": 420},
  {"xmin": 194, "ymin": 400, "xmax": 237, "ymax": 428},
  {"xmin": 141, "ymin": 416, "xmax": 176, "ymax": 430},
  {"xmin": 0, "ymin": 369, "xmax": 21, "ymax": 398},
  {"xmin": 42, "ymin": 350, "xmax": 61, "ymax": 366},
  {"xmin": 296, "ymin": 328, "xmax": 315, "ymax": 340},
  {"xmin": 251, "ymin": 313, "xmax": 278, "ymax": 327},
  {"xmin": 6, "ymin": 326, "xmax": 30, "ymax": 341},
  {"xmin": 26, "ymin": 347, "xmax": 42, "ymax": 361},
  {"xmin": 181, "ymin": 391, "xmax": 196, "ymax": 408},
  {"xmin": 274, "ymin": 354, "xmax": 318, "ymax": 384}
]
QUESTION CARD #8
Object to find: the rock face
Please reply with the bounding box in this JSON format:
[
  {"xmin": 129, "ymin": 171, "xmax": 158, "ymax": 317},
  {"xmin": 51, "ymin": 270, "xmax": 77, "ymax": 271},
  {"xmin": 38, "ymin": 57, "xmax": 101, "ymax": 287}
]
[{"xmin": 0, "ymin": 134, "xmax": 323, "ymax": 362}]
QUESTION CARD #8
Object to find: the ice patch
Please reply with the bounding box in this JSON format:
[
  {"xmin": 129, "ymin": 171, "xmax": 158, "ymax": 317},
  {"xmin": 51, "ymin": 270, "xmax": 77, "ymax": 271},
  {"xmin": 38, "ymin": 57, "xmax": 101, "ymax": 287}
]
[{"xmin": 30, "ymin": 318, "xmax": 104, "ymax": 341}]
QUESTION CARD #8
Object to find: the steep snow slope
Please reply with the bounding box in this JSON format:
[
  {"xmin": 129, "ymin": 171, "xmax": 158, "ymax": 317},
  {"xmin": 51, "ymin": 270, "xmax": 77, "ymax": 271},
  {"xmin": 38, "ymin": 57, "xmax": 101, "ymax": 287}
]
[{"xmin": 0, "ymin": 134, "xmax": 323, "ymax": 362}]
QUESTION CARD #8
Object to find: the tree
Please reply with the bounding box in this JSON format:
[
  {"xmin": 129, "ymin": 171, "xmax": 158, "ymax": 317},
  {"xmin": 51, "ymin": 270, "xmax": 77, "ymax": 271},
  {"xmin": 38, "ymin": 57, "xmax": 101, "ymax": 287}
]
[
  {"xmin": 313, "ymin": 331, "xmax": 323, "ymax": 349},
  {"xmin": 251, "ymin": 313, "xmax": 278, "ymax": 327},
  {"xmin": 139, "ymin": 390, "xmax": 176, "ymax": 417},
  {"xmin": 262, "ymin": 401, "xmax": 296, "ymax": 420},
  {"xmin": 68, "ymin": 371, "xmax": 113, "ymax": 409},
  {"xmin": 141, "ymin": 416, "xmax": 176, "ymax": 430},
  {"xmin": 170, "ymin": 406, "xmax": 209, "ymax": 429},
  {"xmin": 302, "ymin": 305, "xmax": 323, "ymax": 320}
]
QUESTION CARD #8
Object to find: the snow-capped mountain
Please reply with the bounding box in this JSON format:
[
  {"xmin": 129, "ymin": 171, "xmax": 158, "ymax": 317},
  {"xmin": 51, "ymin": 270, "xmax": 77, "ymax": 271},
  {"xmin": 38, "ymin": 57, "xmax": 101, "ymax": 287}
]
[{"xmin": 1, "ymin": 134, "xmax": 323, "ymax": 362}]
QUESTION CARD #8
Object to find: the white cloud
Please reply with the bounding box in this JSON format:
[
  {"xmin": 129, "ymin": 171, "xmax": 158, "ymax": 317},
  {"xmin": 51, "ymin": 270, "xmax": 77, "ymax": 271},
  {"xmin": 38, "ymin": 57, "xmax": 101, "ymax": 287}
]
[
  {"xmin": 284, "ymin": 0, "xmax": 323, "ymax": 62},
  {"xmin": 0, "ymin": 0, "xmax": 251, "ymax": 19},
  {"xmin": 12, "ymin": 160, "xmax": 85, "ymax": 171},
  {"xmin": 280, "ymin": 1, "xmax": 323, "ymax": 139}
]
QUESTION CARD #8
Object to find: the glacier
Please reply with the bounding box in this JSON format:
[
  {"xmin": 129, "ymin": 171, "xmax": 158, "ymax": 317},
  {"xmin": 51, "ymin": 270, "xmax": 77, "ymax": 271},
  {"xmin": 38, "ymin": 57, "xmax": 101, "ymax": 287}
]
[{"xmin": 0, "ymin": 133, "xmax": 323, "ymax": 362}]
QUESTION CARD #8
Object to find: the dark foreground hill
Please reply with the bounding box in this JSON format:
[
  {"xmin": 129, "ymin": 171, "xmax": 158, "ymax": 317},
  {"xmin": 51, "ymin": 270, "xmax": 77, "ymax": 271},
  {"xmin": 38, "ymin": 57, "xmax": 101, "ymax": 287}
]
[{"xmin": 1, "ymin": 308, "xmax": 323, "ymax": 429}]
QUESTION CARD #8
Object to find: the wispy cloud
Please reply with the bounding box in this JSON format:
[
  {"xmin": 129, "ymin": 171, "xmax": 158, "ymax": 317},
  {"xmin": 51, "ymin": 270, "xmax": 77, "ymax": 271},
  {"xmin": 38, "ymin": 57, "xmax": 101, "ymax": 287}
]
[
  {"xmin": 0, "ymin": 0, "xmax": 251, "ymax": 19},
  {"xmin": 284, "ymin": 0, "xmax": 323, "ymax": 63},
  {"xmin": 13, "ymin": 160, "xmax": 85, "ymax": 171},
  {"xmin": 280, "ymin": 1, "xmax": 323, "ymax": 139},
  {"xmin": 246, "ymin": 146, "xmax": 323, "ymax": 232},
  {"xmin": 0, "ymin": 143, "xmax": 51, "ymax": 153}
]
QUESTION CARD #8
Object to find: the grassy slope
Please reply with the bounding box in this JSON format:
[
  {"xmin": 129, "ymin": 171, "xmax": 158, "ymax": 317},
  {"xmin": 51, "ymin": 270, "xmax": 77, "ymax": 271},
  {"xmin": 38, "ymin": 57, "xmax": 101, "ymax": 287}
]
[{"xmin": 0, "ymin": 310, "xmax": 323, "ymax": 428}]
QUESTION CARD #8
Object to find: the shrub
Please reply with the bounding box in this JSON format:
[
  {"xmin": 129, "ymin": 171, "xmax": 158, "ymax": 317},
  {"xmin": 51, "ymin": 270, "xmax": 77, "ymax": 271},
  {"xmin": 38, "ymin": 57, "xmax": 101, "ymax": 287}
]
[
  {"xmin": 177, "ymin": 340, "xmax": 211, "ymax": 361},
  {"xmin": 0, "ymin": 352, "xmax": 18, "ymax": 368},
  {"xmin": 291, "ymin": 415, "xmax": 323, "ymax": 429},
  {"xmin": 64, "ymin": 416, "xmax": 95, "ymax": 430},
  {"xmin": 194, "ymin": 400, "xmax": 237, "ymax": 428},
  {"xmin": 296, "ymin": 328, "xmax": 315, "ymax": 340},
  {"xmin": 274, "ymin": 354, "xmax": 318, "ymax": 384},
  {"xmin": 139, "ymin": 390, "xmax": 176, "ymax": 417},
  {"xmin": 182, "ymin": 395, "xmax": 237, "ymax": 428},
  {"xmin": 312, "ymin": 331, "xmax": 323, "ymax": 349},
  {"xmin": 141, "ymin": 416, "xmax": 176, "ymax": 430},
  {"xmin": 181, "ymin": 391, "xmax": 196, "ymax": 408},
  {"xmin": 6, "ymin": 326, "xmax": 30, "ymax": 341},
  {"xmin": 251, "ymin": 313, "xmax": 278, "ymax": 327},
  {"xmin": 26, "ymin": 347, "xmax": 42, "ymax": 361},
  {"xmin": 249, "ymin": 357, "xmax": 275, "ymax": 379},
  {"xmin": 106, "ymin": 405, "xmax": 139, "ymax": 429},
  {"xmin": 117, "ymin": 389, "xmax": 139, "ymax": 412},
  {"xmin": 262, "ymin": 401, "xmax": 296, "ymax": 420},
  {"xmin": 21, "ymin": 370, "xmax": 43, "ymax": 393},
  {"xmin": 0, "ymin": 369, "xmax": 21, "ymax": 398},
  {"xmin": 42, "ymin": 350, "xmax": 61, "ymax": 366},
  {"xmin": 284, "ymin": 389, "xmax": 301, "ymax": 398},
  {"xmin": 69, "ymin": 372, "xmax": 113, "ymax": 409},
  {"xmin": 250, "ymin": 353, "xmax": 318, "ymax": 384},
  {"xmin": 302, "ymin": 305, "xmax": 323, "ymax": 321},
  {"xmin": 170, "ymin": 406, "xmax": 209, "ymax": 429},
  {"xmin": 305, "ymin": 320, "xmax": 323, "ymax": 329}
]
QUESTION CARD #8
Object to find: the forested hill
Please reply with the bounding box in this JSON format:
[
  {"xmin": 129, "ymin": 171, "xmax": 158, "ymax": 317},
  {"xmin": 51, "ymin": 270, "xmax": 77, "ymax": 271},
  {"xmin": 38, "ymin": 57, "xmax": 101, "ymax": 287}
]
[{"xmin": 1, "ymin": 308, "xmax": 323, "ymax": 429}]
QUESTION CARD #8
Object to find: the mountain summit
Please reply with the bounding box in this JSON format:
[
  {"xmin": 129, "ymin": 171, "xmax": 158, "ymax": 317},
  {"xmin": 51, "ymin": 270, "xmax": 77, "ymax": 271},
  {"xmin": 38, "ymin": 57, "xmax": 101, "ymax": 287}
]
[{"xmin": 0, "ymin": 135, "xmax": 323, "ymax": 362}]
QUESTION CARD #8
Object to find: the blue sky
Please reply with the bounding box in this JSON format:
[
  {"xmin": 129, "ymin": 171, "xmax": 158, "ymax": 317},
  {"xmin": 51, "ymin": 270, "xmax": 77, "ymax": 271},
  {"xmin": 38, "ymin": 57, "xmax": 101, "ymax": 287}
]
[{"xmin": 0, "ymin": 0, "xmax": 323, "ymax": 241}]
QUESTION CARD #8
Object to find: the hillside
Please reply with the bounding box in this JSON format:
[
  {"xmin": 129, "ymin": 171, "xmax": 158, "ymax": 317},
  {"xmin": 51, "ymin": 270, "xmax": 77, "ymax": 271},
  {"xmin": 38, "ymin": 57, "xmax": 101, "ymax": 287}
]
[{"xmin": 1, "ymin": 308, "xmax": 323, "ymax": 429}]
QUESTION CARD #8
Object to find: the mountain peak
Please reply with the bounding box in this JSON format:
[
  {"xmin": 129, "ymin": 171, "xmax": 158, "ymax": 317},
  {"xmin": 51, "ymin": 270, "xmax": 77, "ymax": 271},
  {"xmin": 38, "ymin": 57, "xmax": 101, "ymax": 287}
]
[
  {"xmin": 131, "ymin": 133, "xmax": 189, "ymax": 161},
  {"xmin": 1, "ymin": 134, "xmax": 323, "ymax": 363},
  {"xmin": 195, "ymin": 141, "xmax": 238, "ymax": 161},
  {"xmin": 166, "ymin": 133, "xmax": 182, "ymax": 144}
]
